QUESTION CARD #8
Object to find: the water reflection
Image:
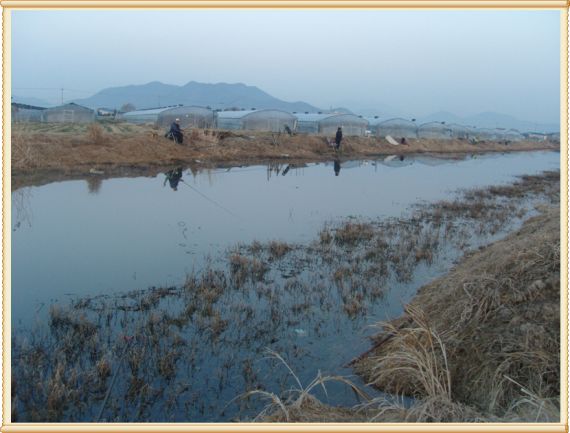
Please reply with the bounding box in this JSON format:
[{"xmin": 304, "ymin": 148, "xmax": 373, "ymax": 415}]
[
  {"xmin": 86, "ymin": 176, "xmax": 103, "ymax": 194},
  {"xmin": 11, "ymin": 151, "xmax": 560, "ymax": 327},
  {"xmin": 381, "ymin": 155, "xmax": 414, "ymax": 168},
  {"xmin": 334, "ymin": 159, "xmax": 341, "ymax": 176},
  {"xmin": 164, "ymin": 168, "xmax": 183, "ymax": 191},
  {"xmin": 12, "ymin": 187, "xmax": 33, "ymax": 231}
]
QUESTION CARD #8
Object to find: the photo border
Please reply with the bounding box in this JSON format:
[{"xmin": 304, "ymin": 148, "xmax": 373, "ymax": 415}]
[{"xmin": 1, "ymin": 2, "xmax": 568, "ymax": 432}]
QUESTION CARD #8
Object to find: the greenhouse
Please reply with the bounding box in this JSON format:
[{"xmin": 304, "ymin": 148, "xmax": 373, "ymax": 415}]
[
  {"xmin": 501, "ymin": 129, "xmax": 524, "ymax": 142},
  {"xmin": 296, "ymin": 113, "xmax": 368, "ymax": 136},
  {"xmin": 375, "ymin": 118, "xmax": 418, "ymax": 139},
  {"xmin": 417, "ymin": 122, "xmax": 453, "ymax": 139},
  {"xmin": 473, "ymin": 128, "xmax": 500, "ymax": 141},
  {"xmin": 216, "ymin": 109, "xmax": 296, "ymax": 132},
  {"xmin": 157, "ymin": 106, "xmax": 215, "ymax": 129},
  {"xmin": 12, "ymin": 103, "xmax": 45, "ymax": 122},
  {"xmin": 42, "ymin": 103, "xmax": 95, "ymax": 123},
  {"xmin": 447, "ymin": 123, "xmax": 473, "ymax": 139},
  {"xmin": 120, "ymin": 107, "xmax": 171, "ymax": 124}
]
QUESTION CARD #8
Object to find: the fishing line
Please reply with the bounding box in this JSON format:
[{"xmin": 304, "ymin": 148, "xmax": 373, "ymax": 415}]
[{"xmin": 179, "ymin": 179, "xmax": 241, "ymax": 219}]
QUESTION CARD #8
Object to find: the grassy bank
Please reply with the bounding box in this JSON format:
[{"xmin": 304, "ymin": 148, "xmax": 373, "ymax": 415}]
[
  {"xmin": 11, "ymin": 122, "xmax": 559, "ymax": 186},
  {"xmin": 11, "ymin": 171, "xmax": 560, "ymax": 422},
  {"xmin": 352, "ymin": 205, "xmax": 560, "ymax": 422},
  {"xmin": 261, "ymin": 208, "xmax": 561, "ymax": 423}
]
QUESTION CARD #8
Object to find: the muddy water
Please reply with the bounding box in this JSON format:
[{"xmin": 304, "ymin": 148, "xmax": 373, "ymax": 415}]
[{"xmin": 11, "ymin": 151, "xmax": 559, "ymax": 421}]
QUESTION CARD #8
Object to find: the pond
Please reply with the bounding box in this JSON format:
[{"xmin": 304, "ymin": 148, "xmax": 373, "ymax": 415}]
[{"xmin": 10, "ymin": 150, "xmax": 560, "ymax": 422}]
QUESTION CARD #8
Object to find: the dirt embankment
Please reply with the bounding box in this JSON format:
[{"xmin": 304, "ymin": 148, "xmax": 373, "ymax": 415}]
[{"xmin": 11, "ymin": 122, "xmax": 559, "ymax": 189}]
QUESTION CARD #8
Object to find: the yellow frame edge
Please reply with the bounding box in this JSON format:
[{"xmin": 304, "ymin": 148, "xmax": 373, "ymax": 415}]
[{"xmin": 0, "ymin": 3, "xmax": 567, "ymax": 433}]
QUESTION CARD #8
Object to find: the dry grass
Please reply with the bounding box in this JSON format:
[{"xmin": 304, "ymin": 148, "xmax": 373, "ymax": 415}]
[
  {"xmin": 268, "ymin": 241, "xmax": 293, "ymax": 260},
  {"xmin": 11, "ymin": 121, "xmax": 558, "ymax": 185},
  {"xmin": 355, "ymin": 206, "xmax": 560, "ymax": 421},
  {"xmin": 233, "ymin": 350, "xmax": 371, "ymax": 422},
  {"xmin": 334, "ymin": 222, "xmax": 375, "ymax": 247}
]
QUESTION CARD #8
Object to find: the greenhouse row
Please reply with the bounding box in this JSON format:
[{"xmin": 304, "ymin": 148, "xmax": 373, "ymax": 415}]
[
  {"xmin": 12, "ymin": 102, "xmax": 534, "ymax": 142},
  {"xmin": 121, "ymin": 107, "xmax": 527, "ymax": 141},
  {"xmin": 12, "ymin": 102, "xmax": 96, "ymax": 123}
]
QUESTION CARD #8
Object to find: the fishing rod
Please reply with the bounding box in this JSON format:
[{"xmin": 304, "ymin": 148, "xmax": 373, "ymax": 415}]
[{"xmin": 179, "ymin": 179, "xmax": 241, "ymax": 219}]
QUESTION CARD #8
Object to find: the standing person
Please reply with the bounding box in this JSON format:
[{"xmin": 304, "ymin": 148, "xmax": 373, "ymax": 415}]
[{"xmin": 335, "ymin": 127, "xmax": 343, "ymax": 150}]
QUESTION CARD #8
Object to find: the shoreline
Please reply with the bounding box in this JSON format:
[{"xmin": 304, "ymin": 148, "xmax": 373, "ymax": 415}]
[{"xmin": 11, "ymin": 122, "xmax": 559, "ymax": 190}]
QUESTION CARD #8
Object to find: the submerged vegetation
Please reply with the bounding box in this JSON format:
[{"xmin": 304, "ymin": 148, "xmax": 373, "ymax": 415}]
[{"xmin": 11, "ymin": 170, "xmax": 560, "ymax": 422}]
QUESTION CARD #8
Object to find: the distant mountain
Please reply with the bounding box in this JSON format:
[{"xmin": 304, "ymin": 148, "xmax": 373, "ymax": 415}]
[
  {"xmin": 417, "ymin": 111, "xmax": 559, "ymax": 134},
  {"xmin": 72, "ymin": 81, "xmax": 321, "ymax": 113},
  {"xmin": 12, "ymin": 95, "xmax": 54, "ymax": 108}
]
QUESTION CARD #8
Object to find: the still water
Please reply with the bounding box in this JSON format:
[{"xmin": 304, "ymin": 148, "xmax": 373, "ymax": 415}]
[
  {"xmin": 12, "ymin": 151, "xmax": 559, "ymax": 327},
  {"xmin": 10, "ymin": 151, "xmax": 560, "ymax": 421}
]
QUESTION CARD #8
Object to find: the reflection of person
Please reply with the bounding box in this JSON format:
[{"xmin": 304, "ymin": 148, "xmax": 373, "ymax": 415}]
[
  {"xmin": 334, "ymin": 159, "xmax": 341, "ymax": 176},
  {"xmin": 164, "ymin": 168, "xmax": 183, "ymax": 191},
  {"xmin": 166, "ymin": 118, "xmax": 184, "ymax": 144},
  {"xmin": 335, "ymin": 127, "xmax": 343, "ymax": 150}
]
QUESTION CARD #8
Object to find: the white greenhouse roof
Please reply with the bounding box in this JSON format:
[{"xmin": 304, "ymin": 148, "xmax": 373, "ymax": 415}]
[{"xmin": 123, "ymin": 107, "xmax": 172, "ymax": 116}]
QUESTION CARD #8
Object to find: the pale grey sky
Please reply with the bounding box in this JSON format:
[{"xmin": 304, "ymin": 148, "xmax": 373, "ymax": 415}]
[{"xmin": 11, "ymin": 9, "xmax": 560, "ymax": 123}]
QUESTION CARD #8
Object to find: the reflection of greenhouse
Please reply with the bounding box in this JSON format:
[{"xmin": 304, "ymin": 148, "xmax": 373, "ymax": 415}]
[
  {"xmin": 157, "ymin": 106, "xmax": 215, "ymax": 128},
  {"xmin": 374, "ymin": 118, "xmax": 418, "ymax": 139},
  {"xmin": 216, "ymin": 109, "xmax": 296, "ymax": 132},
  {"xmin": 295, "ymin": 113, "xmax": 368, "ymax": 136},
  {"xmin": 414, "ymin": 155, "xmax": 456, "ymax": 166},
  {"xmin": 417, "ymin": 122, "xmax": 453, "ymax": 139},
  {"xmin": 378, "ymin": 154, "xmax": 414, "ymax": 168}
]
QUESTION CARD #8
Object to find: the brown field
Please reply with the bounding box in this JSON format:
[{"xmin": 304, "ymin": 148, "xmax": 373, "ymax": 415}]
[{"xmin": 11, "ymin": 121, "xmax": 559, "ymax": 190}]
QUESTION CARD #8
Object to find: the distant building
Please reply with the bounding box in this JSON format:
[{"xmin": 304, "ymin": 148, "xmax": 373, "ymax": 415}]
[
  {"xmin": 501, "ymin": 129, "xmax": 524, "ymax": 142},
  {"xmin": 216, "ymin": 109, "xmax": 297, "ymax": 132},
  {"xmin": 417, "ymin": 122, "xmax": 453, "ymax": 139},
  {"xmin": 472, "ymin": 128, "xmax": 500, "ymax": 141},
  {"xmin": 371, "ymin": 117, "xmax": 418, "ymax": 139},
  {"xmin": 42, "ymin": 102, "xmax": 95, "ymax": 123},
  {"xmin": 97, "ymin": 107, "xmax": 117, "ymax": 118},
  {"xmin": 524, "ymin": 132, "xmax": 548, "ymax": 141},
  {"xmin": 11, "ymin": 102, "xmax": 46, "ymax": 122},
  {"xmin": 447, "ymin": 123, "xmax": 473, "ymax": 140},
  {"xmin": 157, "ymin": 106, "xmax": 215, "ymax": 129},
  {"xmin": 119, "ymin": 107, "xmax": 172, "ymax": 124},
  {"xmin": 295, "ymin": 113, "xmax": 368, "ymax": 136}
]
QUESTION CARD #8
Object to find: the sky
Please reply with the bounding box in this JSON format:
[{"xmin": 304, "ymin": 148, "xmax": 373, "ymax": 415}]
[{"xmin": 11, "ymin": 9, "xmax": 561, "ymax": 124}]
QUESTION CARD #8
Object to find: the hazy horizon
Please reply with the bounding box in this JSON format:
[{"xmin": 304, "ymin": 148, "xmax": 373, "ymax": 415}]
[{"xmin": 11, "ymin": 9, "xmax": 561, "ymax": 124}]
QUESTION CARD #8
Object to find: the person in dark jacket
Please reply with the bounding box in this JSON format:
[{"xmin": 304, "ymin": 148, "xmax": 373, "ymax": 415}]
[
  {"xmin": 166, "ymin": 118, "xmax": 184, "ymax": 144},
  {"xmin": 334, "ymin": 127, "xmax": 343, "ymax": 150}
]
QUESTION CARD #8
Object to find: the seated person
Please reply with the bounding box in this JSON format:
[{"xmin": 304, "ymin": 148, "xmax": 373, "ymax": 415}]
[{"xmin": 166, "ymin": 118, "xmax": 184, "ymax": 144}]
